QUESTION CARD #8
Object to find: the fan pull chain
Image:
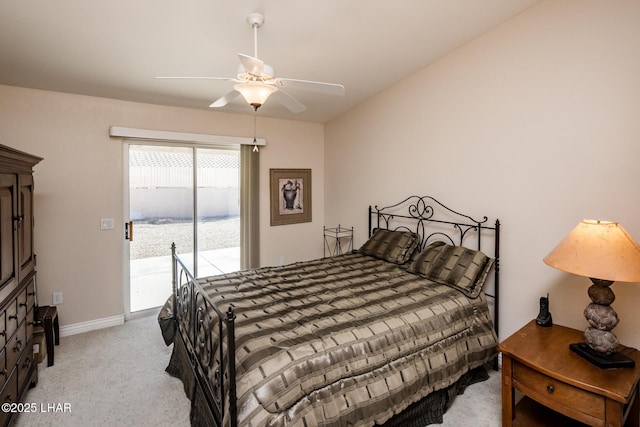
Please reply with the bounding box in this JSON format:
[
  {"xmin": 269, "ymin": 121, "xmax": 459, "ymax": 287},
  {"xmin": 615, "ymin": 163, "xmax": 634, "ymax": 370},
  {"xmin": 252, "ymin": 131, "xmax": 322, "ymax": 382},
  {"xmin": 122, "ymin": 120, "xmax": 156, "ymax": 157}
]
[{"xmin": 252, "ymin": 113, "xmax": 259, "ymax": 152}]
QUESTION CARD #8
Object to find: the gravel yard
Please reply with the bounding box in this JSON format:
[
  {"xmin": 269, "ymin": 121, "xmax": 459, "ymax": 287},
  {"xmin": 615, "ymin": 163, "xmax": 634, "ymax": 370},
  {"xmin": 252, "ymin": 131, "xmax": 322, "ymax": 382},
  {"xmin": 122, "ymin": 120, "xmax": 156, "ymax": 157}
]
[{"xmin": 130, "ymin": 217, "xmax": 239, "ymax": 259}]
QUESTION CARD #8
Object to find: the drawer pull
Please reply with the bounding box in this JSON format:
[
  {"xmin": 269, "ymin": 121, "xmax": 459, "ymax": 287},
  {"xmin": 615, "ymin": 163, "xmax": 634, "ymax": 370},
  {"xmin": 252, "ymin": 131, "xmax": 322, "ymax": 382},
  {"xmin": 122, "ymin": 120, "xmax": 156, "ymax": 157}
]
[
  {"xmin": 14, "ymin": 340, "xmax": 22, "ymax": 352},
  {"xmin": 8, "ymin": 314, "xmax": 17, "ymax": 320},
  {"xmin": 547, "ymin": 385, "xmax": 554, "ymax": 393},
  {"xmin": 0, "ymin": 369, "xmax": 7, "ymax": 377}
]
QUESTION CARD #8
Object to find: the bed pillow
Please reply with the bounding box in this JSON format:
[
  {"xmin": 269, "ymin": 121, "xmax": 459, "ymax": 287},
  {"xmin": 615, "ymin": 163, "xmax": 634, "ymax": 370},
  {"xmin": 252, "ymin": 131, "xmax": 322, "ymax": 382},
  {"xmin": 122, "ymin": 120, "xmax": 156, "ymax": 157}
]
[
  {"xmin": 359, "ymin": 228, "xmax": 420, "ymax": 264},
  {"xmin": 407, "ymin": 241, "xmax": 494, "ymax": 298}
]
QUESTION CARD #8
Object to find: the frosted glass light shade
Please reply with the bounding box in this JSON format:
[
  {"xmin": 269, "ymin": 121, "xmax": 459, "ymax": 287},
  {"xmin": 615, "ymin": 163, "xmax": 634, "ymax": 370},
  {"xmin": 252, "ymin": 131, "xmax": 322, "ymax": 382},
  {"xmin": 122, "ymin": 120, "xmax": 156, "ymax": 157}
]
[{"xmin": 234, "ymin": 82, "xmax": 278, "ymax": 109}]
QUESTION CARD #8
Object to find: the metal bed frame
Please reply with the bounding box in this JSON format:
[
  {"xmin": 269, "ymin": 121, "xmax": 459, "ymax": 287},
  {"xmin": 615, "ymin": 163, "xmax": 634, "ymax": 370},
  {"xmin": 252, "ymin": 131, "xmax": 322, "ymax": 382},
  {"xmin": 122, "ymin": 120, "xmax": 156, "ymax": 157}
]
[{"xmin": 170, "ymin": 195, "xmax": 500, "ymax": 427}]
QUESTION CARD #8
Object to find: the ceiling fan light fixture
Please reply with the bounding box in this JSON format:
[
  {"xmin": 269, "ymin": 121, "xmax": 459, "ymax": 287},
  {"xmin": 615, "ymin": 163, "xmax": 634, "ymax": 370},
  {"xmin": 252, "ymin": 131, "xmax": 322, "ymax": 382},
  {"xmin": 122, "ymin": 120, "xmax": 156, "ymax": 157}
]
[
  {"xmin": 234, "ymin": 82, "xmax": 278, "ymax": 110},
  {"xmin": 159, "ymin": 11, "xmax": 343, "ymax": 113}
]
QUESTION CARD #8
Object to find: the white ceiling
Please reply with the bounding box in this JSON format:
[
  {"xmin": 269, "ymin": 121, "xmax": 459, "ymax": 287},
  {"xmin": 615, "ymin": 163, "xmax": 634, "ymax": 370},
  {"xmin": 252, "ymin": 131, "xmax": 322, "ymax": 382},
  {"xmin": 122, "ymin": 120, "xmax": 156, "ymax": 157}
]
[{"xmin": 0, "ymin": 0, "xmax": 540, "ymax": 123}]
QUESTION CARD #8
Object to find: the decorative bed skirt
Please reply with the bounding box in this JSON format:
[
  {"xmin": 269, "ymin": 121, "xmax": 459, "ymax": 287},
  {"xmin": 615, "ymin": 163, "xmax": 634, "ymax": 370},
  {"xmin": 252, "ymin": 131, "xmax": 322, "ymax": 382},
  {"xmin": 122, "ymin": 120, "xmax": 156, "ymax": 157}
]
[
  {"xmin": 166, "ymin": 331, "xmax": 490, "ymax": 427},
  {"xmin": 166, "ymin": 331, "xmax": 216, "ymax": 427}
]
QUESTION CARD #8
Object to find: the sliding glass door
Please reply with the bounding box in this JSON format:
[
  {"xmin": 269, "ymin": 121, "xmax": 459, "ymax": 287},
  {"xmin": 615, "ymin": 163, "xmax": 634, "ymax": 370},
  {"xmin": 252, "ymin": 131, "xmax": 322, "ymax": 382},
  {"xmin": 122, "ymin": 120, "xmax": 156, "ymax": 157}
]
[
  {"xmin": 196, "ymin": 147, "xmax": 240, "ymax": 277},
  {"xmin": 126, "ymin": 143, "xmax": 240, "ymax": 314}
]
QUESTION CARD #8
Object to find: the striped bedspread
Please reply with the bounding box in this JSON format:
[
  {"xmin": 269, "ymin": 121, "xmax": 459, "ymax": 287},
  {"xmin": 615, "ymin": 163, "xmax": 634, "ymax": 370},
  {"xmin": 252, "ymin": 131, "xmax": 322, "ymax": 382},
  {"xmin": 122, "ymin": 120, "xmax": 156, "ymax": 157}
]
[{"xmin": 178, "ymin": 252, "xmax": 497, "ymax": 427}]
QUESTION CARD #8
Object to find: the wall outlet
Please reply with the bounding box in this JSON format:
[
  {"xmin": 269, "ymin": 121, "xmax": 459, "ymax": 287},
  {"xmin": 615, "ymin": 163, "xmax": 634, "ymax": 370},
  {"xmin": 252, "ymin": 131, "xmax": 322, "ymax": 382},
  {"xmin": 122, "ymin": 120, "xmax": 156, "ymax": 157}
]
[
  {"xmin": 52, "ymin": 292, "xmax": 63, "ymax": 305},
  {"xmin": 278, "ymin": 256, "xmax": 285, "ymax": 266}
]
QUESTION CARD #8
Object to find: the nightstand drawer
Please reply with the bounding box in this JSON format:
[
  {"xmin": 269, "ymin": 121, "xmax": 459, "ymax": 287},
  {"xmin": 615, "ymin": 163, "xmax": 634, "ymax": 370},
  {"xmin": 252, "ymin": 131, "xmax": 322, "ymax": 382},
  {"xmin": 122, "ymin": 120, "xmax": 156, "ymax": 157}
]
[{"xmin": 513, "ymin": 361, "xmax": 604, "ymax": 425}]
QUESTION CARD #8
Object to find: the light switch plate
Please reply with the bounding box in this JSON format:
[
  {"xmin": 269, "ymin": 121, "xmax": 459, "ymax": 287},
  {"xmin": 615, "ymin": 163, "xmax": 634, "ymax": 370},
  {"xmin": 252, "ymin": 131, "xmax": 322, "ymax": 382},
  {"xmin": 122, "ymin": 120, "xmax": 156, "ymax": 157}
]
[{"xmin": 100, "ymin": 218, "xmax": 114, "ymax": 230}]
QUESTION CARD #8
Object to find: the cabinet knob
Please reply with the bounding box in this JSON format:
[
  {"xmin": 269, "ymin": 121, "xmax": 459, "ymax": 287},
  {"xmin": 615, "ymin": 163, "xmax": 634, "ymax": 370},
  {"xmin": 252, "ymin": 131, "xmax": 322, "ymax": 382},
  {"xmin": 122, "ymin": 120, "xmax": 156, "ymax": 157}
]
[{"xmin": 547, "ymin": 385, "xmax": 554, "ymax": 393}]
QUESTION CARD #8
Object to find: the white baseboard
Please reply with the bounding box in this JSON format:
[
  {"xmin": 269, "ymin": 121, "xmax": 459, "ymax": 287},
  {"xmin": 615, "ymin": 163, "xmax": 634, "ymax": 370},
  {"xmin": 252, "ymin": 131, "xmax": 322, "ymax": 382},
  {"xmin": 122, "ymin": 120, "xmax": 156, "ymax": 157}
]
[{"xmin": 59, "ymin": 314, "xmax": 125, "ymax": 338}]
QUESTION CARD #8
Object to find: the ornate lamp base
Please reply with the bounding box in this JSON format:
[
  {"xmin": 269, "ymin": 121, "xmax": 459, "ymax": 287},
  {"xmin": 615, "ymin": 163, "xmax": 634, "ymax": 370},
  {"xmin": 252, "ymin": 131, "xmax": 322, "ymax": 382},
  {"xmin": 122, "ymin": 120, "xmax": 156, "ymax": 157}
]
[
  {"xmin": 573, "ymin": 277, "xmax": 635, "ymax": 368},
  {"xmin": 569, "ymin": 342, "xmax": 635, "ymax": 369}
]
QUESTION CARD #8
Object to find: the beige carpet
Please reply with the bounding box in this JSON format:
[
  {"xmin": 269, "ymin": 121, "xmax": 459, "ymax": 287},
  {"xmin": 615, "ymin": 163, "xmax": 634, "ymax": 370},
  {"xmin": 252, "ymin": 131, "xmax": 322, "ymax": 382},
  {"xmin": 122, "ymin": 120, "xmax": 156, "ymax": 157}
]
[{"xmin": 15, "ymin": 314, "xmax": 501, "ymax": 426}]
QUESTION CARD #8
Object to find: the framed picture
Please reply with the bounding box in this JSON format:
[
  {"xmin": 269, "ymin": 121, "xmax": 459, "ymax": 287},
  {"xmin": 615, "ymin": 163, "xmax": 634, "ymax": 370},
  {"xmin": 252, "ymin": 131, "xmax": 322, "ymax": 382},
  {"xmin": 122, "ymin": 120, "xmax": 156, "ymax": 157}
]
[{"xmin": 270, "ymin": 168, "xmax": 312, "ymax": 226}]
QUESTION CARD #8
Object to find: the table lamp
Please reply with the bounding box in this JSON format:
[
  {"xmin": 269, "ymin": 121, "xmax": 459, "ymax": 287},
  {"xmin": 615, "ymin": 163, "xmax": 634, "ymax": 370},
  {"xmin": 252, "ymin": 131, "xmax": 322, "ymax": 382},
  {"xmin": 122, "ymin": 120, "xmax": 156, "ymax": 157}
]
[{"xmin": 543, "ymin": 219, "xmax": 640, "ymax": 369}]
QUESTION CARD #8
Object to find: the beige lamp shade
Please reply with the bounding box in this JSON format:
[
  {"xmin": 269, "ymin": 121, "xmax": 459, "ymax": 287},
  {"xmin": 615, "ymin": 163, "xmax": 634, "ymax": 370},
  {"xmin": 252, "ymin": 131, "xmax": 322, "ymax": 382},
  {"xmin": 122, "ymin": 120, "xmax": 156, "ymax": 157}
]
[{"xmin": 543, "ymin": 220, "xmax": 640, "ymax": 282}]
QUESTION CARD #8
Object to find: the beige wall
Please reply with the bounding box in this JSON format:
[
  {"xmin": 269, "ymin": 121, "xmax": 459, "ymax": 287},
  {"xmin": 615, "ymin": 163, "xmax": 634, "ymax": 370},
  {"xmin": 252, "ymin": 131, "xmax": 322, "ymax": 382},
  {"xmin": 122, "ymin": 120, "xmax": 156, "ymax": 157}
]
[
  {"xmin": 2, "ymin": 0, "xmax": 639, "ymax": 352},
  {"xmin": 0, "ymin": 85, "xmax": 325, "ymax": 326},
  {"xmin": 325, "ymin": 0, "xmax": 640, "ymax": 348}
]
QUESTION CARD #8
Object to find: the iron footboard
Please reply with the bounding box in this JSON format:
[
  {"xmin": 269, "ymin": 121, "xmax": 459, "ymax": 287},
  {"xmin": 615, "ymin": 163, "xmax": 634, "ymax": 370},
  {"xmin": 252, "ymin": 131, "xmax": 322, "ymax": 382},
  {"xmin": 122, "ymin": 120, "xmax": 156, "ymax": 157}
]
[{"xmin": 171, "ymin": 243, "xmax": 237, "ymax": 427}]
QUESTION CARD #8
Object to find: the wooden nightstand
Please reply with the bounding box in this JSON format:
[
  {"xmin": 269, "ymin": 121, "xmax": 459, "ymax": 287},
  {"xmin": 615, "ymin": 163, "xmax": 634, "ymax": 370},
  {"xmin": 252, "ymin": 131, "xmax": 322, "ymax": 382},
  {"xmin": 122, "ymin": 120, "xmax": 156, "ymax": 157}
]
[{"xmin": 498, "ymin": 320, "xmax": 640, "ymax": 427}]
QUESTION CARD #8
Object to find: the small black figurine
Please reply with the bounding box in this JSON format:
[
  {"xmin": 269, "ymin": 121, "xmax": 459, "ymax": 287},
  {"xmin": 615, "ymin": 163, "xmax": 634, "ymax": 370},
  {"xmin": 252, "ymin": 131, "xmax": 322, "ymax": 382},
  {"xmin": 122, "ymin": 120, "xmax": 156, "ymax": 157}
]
[{"xmin": 536, "ymin": 293, "xmax": 553, "ymax": 327}]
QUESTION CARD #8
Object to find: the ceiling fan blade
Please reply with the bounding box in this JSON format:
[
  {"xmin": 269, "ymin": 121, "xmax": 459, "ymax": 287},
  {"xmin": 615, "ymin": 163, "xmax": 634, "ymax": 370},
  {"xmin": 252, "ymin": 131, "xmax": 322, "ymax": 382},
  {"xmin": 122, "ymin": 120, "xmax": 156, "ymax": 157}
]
[
  {"xmin": 155, "ymin": 76, "xmax": 235, "ymax": 81},
  {"xmin": 210, "ymin": 90, "xmax": 240, "ymax": 108},
  {"xmin": 275, "ymin": 89, "xmax": 307, "ymax": 113},
  {"xmin": 238, "ymin": 54, "xmax": 264, "ymax": 76},
  {"xmin": 277, "ymin": 78, "xmax": 345, "ymax": 96}
]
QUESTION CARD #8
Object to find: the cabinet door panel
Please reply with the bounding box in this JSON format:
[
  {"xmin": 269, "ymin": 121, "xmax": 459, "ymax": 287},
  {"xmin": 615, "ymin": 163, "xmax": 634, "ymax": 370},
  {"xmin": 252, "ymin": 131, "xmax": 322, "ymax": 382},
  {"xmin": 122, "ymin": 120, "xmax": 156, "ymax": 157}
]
[
  {"xmin": 17, "ymin": 174, "xmax": 34, "ymax": 281},
  {"xmin": 0, "ymin": 175, "xmax": 17, "ymax": 291}
]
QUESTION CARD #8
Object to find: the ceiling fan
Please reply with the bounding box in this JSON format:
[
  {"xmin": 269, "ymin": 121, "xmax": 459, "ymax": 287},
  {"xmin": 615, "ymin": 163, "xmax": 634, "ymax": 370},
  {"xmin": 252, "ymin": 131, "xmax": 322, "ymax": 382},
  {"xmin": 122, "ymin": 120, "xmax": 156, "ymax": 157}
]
[{"xmin": 157, "ymin": 13, "xmax": 345, "ymax": 112}]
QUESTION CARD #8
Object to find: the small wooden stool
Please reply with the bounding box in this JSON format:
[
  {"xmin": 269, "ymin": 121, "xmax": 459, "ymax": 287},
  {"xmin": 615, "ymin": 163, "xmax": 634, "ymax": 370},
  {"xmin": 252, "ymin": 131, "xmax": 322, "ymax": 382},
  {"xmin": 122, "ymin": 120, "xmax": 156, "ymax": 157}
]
[{"xmin": 35, "ymin": 305, "xmax": 59, "ymax": 366}]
